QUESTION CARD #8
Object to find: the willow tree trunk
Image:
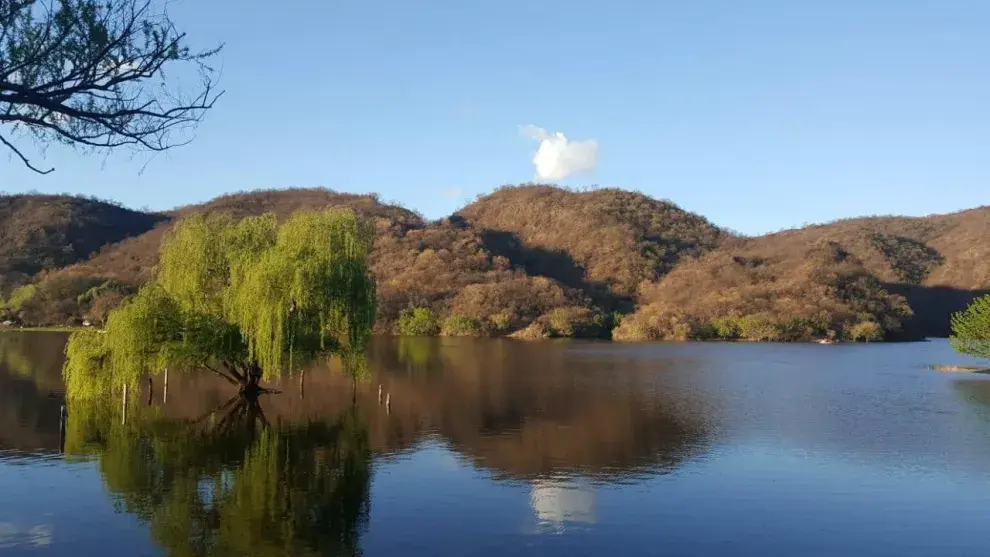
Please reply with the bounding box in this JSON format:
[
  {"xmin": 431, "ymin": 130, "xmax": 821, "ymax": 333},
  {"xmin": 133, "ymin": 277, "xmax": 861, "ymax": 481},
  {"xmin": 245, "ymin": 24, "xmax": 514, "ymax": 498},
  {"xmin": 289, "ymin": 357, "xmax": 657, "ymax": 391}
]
[{"xmin": 239, "ymin": 365, "xmax": 265, "ymax": 401}]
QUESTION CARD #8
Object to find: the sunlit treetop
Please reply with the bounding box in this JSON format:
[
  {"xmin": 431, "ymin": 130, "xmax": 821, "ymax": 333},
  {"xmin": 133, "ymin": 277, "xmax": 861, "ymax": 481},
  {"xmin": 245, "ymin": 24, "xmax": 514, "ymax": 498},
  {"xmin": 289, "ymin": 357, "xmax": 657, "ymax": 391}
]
[
  {"xmin": 950, "ymin": 294, "xmax": 990, "ymax": 360},
  {"xmin": 64, "ymin": 209, "xmax": 377, "ymax": 399}
]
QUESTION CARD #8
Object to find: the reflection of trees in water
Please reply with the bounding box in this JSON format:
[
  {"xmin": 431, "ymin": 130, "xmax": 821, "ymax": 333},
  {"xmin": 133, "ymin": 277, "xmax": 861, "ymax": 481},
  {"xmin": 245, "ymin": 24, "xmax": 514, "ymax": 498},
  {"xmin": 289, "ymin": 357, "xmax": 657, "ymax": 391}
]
[
  {"xmin": 374, "ymin": 337, "xmax": 715, "ymax": 482},
  {"xmin": 125, "ymin": 337, "xmax": 715, "ymax": 484},
  {"xmin": 0, "ymin": 333, "xmax": 36, "ymax": 378},
  {"xmin": 0, "ymin": 332, "xmax": 68, "ymax": 450},
  {"xmin": 2, "ymin": 332, "xmax": 714, "ymax": 486},
  {"xmin": 0, "ymin": 332, "xmax": 67, "ymax": 391},
  {"xmin": 65, "ymin": 395, "xmax": 372, "ymax": 557}
]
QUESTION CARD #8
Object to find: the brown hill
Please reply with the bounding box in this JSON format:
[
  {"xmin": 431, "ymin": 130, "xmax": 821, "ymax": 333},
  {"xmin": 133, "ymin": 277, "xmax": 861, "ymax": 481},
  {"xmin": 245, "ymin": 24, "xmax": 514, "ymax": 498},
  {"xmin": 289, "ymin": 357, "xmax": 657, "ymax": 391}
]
[
  {"xmin": 0, "ymin": 194, "xmax": 164, "ymax": 295},
  {"xmin": 1, "ymin": 186, "xmax": 986, "ymax": 339},
  {"xmin": 370, "ymin": 218, "xmax": 592, "ymax": 334},
  {"xmin": 731, "ymin": 207, "xmax": 990, "ymax": 288},
  {"xmin": 616, "ymin": 206, "xmax": 990, "ymax": 340},
  {"xmin": 7, "ymin": 188, "xmax": 593, "ymax": 334},
  {"xmin": 39, "ymin": 189, "xmax": 425, "ymax": 287},
  {"xmin": 455, "ymin": 185, "xmax": 725, "ymax": 305},
  {"xmin": 614, "ymin": 239, "xmax": 914, "ymax": 341},
  {"xmin": 0, "ymin": 189, "xmax": 428, "ymax": 325}
]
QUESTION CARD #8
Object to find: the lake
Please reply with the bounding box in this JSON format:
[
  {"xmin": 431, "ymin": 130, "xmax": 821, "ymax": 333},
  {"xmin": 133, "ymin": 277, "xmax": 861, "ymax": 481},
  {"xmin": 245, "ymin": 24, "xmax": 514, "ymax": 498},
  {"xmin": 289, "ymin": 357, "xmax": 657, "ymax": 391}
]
[{"xmin": 2, "ymin": 333, "xmax": 990, "ymax": 556}]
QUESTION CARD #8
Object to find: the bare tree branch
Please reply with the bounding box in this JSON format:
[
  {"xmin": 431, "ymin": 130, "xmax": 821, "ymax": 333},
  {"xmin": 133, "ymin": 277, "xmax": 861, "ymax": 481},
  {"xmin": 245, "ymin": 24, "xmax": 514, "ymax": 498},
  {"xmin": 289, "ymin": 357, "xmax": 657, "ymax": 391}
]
[
  {"xmin": 0, "ymin": 131, "xmax": 52, "ymax": 173},
  {"xmin": 0, "ymin": 0, "xmax": 223, "ymax": 174}
]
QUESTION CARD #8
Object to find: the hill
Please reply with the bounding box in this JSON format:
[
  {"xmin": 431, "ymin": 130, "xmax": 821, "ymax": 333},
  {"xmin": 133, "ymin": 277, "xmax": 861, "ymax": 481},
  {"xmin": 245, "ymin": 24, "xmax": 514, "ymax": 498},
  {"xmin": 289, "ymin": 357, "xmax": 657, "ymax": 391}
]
[
  {"xmin": 456, "ymin": 185, "xmax": 725, "ymax": 306},
  {"xmin": 614, "ymin": 239, "xmax": 915, "ymax": 341},
  {"xmin": 3, "ymin": 188, "xmax": 598, "ymax": 335},
  {"xmin": 39, "ymin": 188, "xmax": 426, "ymax": 288},
  {"xmin": 615, "ymin": 206, "xmax": 990, "ymax": 340},
  {"xmin": 0, "ymin": 194, "xmax": 164, "ymax": 295},
  {"xmin": 0, "ymin": 186, "xmax": 986, "ymax": 340}
]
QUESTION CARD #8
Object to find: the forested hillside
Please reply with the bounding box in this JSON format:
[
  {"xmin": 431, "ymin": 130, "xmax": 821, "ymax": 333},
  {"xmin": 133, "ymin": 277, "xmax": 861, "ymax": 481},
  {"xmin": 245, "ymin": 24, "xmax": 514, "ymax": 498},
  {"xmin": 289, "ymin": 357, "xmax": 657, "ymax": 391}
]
[
  {"xmin": 456, "ymin": 185, "xmax": 725, "ymax": 306},
  {"xmin": 0, "ymin": 195, "xmax": 164, "ymax": 295},
  {"xmin": 616, "ymin": 207, "xmax": 990, "ymax": 340},
  {"xmin": 0, "ymin": 186, "xmax": 985, "ymax": 340}
]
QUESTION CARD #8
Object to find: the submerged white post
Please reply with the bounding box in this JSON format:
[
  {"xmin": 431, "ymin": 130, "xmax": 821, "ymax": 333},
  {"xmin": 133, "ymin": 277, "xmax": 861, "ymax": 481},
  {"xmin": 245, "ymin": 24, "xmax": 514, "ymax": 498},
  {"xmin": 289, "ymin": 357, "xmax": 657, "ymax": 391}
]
[
  {"xmin": 163, "ymin": 368, "xmax": 169, "ymax": 405},
  {"xmin": 121, "ymin": 384, "xmax": 128, "ymax": 425}
]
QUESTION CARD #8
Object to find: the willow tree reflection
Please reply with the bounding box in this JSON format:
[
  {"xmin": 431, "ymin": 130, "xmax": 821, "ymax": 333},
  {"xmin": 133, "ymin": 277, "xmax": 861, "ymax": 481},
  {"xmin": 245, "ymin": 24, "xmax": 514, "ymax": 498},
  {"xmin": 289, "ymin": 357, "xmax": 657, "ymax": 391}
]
[
  {"xmin": 64, "ymin": 393, "xmax": 372, "ymax": 557},
  {"xmin": 0, "ymin": 332, "xmax": 66, "ymax": 391},
  {"xmin": 0, "ymin": 332, "xmax": 68, "ymax": 450}
]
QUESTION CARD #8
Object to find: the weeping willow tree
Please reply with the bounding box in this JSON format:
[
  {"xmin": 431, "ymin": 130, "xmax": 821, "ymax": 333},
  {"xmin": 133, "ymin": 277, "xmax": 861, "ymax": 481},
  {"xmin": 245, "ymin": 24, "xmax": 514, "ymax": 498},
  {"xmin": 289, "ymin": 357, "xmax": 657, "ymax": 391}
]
[
  {"xmin": 951, "ymin": 294, "xmax": 990, "ymax": 359},
  {"xmin": 63, "ymin": 209, "xmax": 377, "ymax": 400}
]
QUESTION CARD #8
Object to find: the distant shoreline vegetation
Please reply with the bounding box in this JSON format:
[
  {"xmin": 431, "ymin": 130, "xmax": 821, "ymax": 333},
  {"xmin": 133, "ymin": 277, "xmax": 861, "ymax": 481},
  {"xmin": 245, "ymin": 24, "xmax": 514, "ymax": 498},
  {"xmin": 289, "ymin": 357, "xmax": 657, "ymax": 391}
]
[{"xmin": 1, "ymin": 185, "xmax": 987, "ymax": 343}]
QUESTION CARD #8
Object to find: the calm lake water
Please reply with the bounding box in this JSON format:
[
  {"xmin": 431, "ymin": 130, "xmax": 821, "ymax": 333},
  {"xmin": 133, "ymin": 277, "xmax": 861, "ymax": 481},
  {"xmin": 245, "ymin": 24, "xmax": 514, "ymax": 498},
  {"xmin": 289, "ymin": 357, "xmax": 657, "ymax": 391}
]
[{"xmin": 2, "ymin": 333, "xmax": 990, "ymax": 556}]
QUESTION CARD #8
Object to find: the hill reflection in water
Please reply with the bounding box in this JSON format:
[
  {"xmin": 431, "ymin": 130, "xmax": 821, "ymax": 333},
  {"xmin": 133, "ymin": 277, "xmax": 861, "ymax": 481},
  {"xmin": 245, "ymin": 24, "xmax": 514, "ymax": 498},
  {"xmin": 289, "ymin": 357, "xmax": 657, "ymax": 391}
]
[
  {"xmin": 10, "ymin": 333, "xmax": 990, "ymax": 556},
  {"xmin": 0, "ymin": 333, "xmax": 717, "ymax": 484},
  {"xmin": 142, "ymin": 337, "xmax": 716, "ymax": 483}
]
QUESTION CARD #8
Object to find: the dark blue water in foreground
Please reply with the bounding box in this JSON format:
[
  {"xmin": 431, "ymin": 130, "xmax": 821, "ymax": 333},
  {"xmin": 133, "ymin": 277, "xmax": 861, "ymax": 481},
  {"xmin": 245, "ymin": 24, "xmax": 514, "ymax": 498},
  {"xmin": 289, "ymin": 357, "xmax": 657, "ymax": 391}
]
[{"xmin": 3, "ymin": 333, "xmax": 990, "ymax": 556}]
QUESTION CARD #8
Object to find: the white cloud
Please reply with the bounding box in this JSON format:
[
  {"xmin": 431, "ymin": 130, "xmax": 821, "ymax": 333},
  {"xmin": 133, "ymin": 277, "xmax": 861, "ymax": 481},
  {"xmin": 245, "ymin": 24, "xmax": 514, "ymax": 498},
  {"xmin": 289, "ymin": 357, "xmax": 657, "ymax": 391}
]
[
  {"xmin": 441, "ymin": 187, "xmax": 464, "ymax": 199},
  {"xmin": 99, "ymin": 58, "xmax": 140, "ymax": 75},
  {"xmin": 520, "ymin": 125, "xmax": 598, "ymax": 181}
]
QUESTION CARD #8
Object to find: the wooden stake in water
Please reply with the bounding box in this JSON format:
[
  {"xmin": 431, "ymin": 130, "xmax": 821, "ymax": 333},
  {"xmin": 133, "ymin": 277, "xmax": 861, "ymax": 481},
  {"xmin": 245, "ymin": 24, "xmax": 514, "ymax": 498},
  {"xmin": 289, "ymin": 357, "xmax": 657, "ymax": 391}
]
[
  {"xmin": 385, "ymin": 392, "xmax": 391, "ymax": 414},
  {"xmin": 58, "ymin": 405, "xmax": 67, "ymax": 454},
  {"xmin": 378, "ymin": 384, "xmax": 382, "ymax": 403},
  {"xmin": 147, "ymin": 377, "xmax": 153, "ymax": 406},
  {"xmin": 121, "ymin": 384, "xmax": 128, "ymax": 425},
  {"xmin": 163, "ymin": 368, "xmax": 168, "ymax": 405}
]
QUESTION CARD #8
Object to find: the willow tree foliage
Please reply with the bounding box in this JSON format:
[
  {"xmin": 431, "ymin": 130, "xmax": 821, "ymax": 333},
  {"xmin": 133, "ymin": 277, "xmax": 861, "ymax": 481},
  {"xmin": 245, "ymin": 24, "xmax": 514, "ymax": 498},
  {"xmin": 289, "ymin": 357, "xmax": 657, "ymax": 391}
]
[
  {"xmin": 951, "ymin": 294, "xmax": 990, "ymax": 359},
  {"xmin": 64, "ymin": 209, "xmax": 377, "ymax": 399}
]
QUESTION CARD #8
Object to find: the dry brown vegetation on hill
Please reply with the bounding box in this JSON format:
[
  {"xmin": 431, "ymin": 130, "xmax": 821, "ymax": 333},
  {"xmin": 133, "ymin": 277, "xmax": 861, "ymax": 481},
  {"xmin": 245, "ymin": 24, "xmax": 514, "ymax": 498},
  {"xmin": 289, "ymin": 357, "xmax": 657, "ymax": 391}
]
[
  {"xmin": 370, "ymin": 218, "xmax": 593, "ymax": 334},
  {"xmin": 614, "ymin": 240, "xmax": 913, "ymax": 341},
  {"xmin": 0, "ymin": 186, "xmax": 986, "ymax": 340},
  {"xmin": 0, "ymin": 194, "xmax": 164, "ymax": 295},
  {"xmin": 1, "ymin": 188, "xmax": 597, "ymax": 335},
  {"xmin": 735, "ymin": 208, "xmax": 990, "ymax": 289},
  {"xmin": 456, "ymin": 185, "xmax": 725, "ymax": 303},
  {"xmin": 613, "ymin": 206, "xmax": 990, "ymax": 340}
]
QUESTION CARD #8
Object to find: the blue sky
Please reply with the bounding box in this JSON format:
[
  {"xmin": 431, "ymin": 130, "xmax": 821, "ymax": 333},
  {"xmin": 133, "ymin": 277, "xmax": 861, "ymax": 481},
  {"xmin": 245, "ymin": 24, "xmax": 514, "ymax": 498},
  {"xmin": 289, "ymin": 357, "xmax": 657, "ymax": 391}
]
[{"xmin": 3, "ymin": 0, "xmax": 989, "ymax": 235}]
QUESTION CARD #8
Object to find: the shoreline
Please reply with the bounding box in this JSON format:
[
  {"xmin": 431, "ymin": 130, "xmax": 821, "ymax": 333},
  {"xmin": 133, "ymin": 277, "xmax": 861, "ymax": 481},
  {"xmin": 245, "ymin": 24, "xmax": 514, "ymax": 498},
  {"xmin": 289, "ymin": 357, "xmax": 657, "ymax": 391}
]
[
  {"xmin": 0, "ymin": 327, "xmax": 944, "ymax": 344},
  {"xmin": 929, "ymin": 364, "xmax": 990, "ymax": 374}
]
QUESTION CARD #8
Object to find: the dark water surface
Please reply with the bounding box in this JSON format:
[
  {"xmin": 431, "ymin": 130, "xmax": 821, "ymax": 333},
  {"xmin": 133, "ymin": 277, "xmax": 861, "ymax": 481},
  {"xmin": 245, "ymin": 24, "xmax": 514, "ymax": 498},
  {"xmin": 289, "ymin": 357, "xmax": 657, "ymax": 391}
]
[{"xmin": 2, "ymin": 333, "xmax": 990, "ymax": 556}]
